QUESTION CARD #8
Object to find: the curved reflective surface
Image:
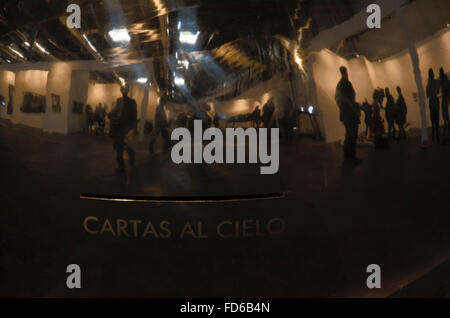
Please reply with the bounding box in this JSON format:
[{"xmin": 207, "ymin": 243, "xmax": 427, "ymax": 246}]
[{"xmin": 0, "ymin": 0, "xmax": 449, "ymax": 298}]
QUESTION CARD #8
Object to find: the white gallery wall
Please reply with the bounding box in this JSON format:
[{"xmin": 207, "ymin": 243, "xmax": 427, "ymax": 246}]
[
  {"xmin": 12, "ymin": 69, "xmax": 48, "ymax": 129},
  {"xmin": 68, "ymin": 70, "xmax": 90, "ymax": 133},
  {"xmin": 87, "ymin": 83, "xmax": 121, "ymax": 112},
  {"xmin": 44, "ymin": 63, "xmax": 73, "ymax": 134},
  {"xmin": 0, "ymin": 60, "xmax": 159, "ymax": 134},
  {"xmin": 312, "ymin": 28, "xmax": 450, "ymax": 143},
  {"xmin": 213, "ymin": 73, "xmax": 291, "ymax": 120}
]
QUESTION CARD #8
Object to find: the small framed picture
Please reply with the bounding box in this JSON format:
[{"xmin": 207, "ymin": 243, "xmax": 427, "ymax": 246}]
[{"xmin": 51, "ymin": 94, "xmax": 61, "ymax": 113}]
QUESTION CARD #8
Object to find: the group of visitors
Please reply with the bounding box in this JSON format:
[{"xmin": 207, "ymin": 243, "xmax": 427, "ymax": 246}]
[
  {"xmin": 335, "ymin": 65, "xmax": 449, "ymax": 164},
  {"xmin": 84, "ymin": 103, "xmax": 109, "ymax": 136}
]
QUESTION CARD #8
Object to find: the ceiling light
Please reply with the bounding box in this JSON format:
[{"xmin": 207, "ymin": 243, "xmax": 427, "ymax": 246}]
[
  {"xmin": 34, "ymin": 42, "xmax": 50, "ymax": 55},
  {"xmin": 24, "ymin": 41, "xmax": 30, "ymax": 47},
  {"xmin": 295, "ymin": 55, "xmax": 302, "ymax": 68},
  {"xmin": 108, "ymin": 28, "xmax": 131, "ymax": 44},
  {"xmin": 9, "ymin": 46, "xmax": 24, "ymax": 59},
  {"xmin": 174, "ymin": 76, "xmax": 185, "ymax": 87},
  {"xmin": 82, "ymin": 34, "xmax": 98, "ymax": 53},
  {"xmin": 179, "ymin": 31, "xmax": 199, "ymax": 45},
  {"xmin": 181, "ymin": 60, "xmax": 189, "ymax": 69},
  {"xmin": 137, "ymin": 77, "xmax": 148, "ymax": 84},
  {"xmin": 308, "ymin": 106, "xmax": 314, "ymax": 114}
]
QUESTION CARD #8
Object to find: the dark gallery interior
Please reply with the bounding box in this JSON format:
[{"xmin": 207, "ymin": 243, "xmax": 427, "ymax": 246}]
[{"xmin": 0, "ymin": 0, "xmax": 449, "ymax": 298}]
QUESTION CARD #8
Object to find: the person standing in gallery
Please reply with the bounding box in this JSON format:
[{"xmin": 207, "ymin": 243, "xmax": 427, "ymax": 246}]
[
  {"xmin": 251, "ymin": 104, "xmax": 261, "ymax": 128},
  {"xmin": 149, "ymin": 96, "xmax": 171, "ymax": 153},
  {"xmin": 86, "ymin": 104, "xmax": 94, "ymax": 135},
  {"xmin": 439, "ymin": 67, "xmax": 449, "ymax": 143},
  {"xmin": 395, "ymin": 86, "xmax": 407, "ymax": 140},
  {"xmin": 370, "ymin": 89, "xmax": 386, "ymax": 148},
  {"xmin": 284, "ymin": 96, "xmax": 296, "ymax": 141},
  {"xmin": 384, "ymin": 87, "xmax": 396, "ymax": 139},
  {"xmin": 109, "ymin": 84, "xmax": 137, "ymax": 173},
  {"xmin": 426, "ymin": 68, "xmax": 440, "ymax": 144},
  {"xmin": 360, "ymin": 99, "xmax": 373, "ymax": 137},
  {"xmin": 335, "ymin": 66, "xmax": 361, "ymax": 163},
  {"xmin": 262, "ymin": 96, "xmax": 276, "ymax": 129}
]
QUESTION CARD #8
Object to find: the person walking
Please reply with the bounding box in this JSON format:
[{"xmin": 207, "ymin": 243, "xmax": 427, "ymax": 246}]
[
  {"xmin": 109, "ymin": 84, "xmax": 137, "ymax": 173},
  {"xmin": 262, "ymin": 97, "xmax": 275, "ymax": 129}
]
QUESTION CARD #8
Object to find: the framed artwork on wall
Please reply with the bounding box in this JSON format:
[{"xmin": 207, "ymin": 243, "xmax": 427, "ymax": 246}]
[
  {"xmin": 51, "ymin": 94, "xmax": 61, "ymax": 113},
  {"xmin": 21, "ymin": 92, "xmax": 46, "ymax": 113}
]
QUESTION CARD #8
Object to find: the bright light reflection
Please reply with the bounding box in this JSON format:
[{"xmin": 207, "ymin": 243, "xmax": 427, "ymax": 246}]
[
  {"xmin": 35, "ymin": 42, "xmax": 50, "ymax": 55},
  {"xmin": 179, "ymin": 31, "xmax": 199, "ymax": 45},
  {"xmin": 108, "ymin": 28, "xmax": 131, "ymax": 44},
  {"xmin": 82, "ymin": 34, "xmax": 98, "ymax": 53},
  {"xmin": 9, "ymin": 46, "xmax": 24, "ymax": 58},
  {"xmin": 174, "ymin": 76, "xmax": 185, "ymax": 86}
]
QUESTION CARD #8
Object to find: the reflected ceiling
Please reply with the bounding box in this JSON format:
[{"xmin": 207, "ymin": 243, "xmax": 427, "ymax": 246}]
[
  {"xmin": 0, "ymin": 0, "xmax": 373, "ymax": 64},
  {"xmin": 2, "ymin": 0, "xmax": 446, "ymax": 102}
]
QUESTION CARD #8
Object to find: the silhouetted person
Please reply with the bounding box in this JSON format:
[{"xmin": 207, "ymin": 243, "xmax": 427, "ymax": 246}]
[
  {"xmin": 284, "ymin": 97, "xmax": 295, "ymax": 141},
  {"xmin": 439, "ymin": 67, "xmax": 449, "ymax": 143},
  {"xmin": 262, "ymin": 97, "xmax": 275, "ymax": 129},
  {"xmin": 370, "ymin": 90, "xmax": 387, "ymax": 148},
  {"xmin": 94, "ymin": 103, "xmax": 106, "ymax": 135},
  {"xmin": 252, "ymin": 105, "xmax": 261, "ymax": 128},
  {"xmin": 360, "ymin": 100, "xmax": 373, "ymax": 137},
  {"xmin": 149, "ymin": 96, "xmax": 171, "ymax": 153},
  {"xmin": 176, "ymin": 112, "xmax": 188, "ymax": 128},
  {"xmin": 335, "ymin": 66, "xmax": 361, "ymax": 163},
  {"xmin": 373, "ymin": 87, "xmax": 385, "ymax": 108},
  {"xmin": 395, "ymin": 86, "xmax": 407, "ymax": 140},
  {"xmin": 109, "ymin": 84, "xmax": 137, "ymax": 173},
  {"xmin": 384, "ymin": 88, "xmax": 396, "ymax": 139},
  {"xmin": 427, "ymin": 68, "xmax": 440, "ymax": 143},
  {"xmin": 86, "ymin": 104, "xmax": 94, "ymax": 135}
]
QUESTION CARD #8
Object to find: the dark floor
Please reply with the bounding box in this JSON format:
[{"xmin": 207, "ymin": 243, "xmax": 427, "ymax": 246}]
[{"xmin": 0, "ymin": 118, "xmax": 449, "ymax": 297}]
